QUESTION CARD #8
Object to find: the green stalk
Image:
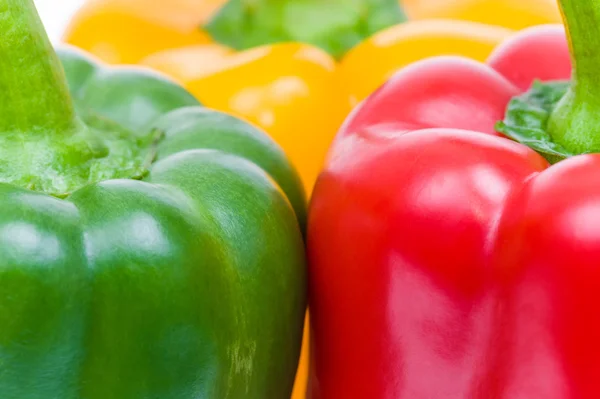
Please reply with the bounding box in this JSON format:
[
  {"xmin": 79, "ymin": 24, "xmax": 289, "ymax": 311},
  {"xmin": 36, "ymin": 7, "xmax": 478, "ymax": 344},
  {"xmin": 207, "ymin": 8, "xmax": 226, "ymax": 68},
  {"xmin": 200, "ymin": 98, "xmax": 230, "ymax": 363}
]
[
  {"xmin": 0, "ymin": 0, "xmax": 151, "ymax": 197},
  {"xmin": 205, "ymin": 0, "xmax": 406, "ymax": 59},
  {"xmin": 0, "ymin": 0, "xmax": 82, "ymax": 134},
  {"xmin": 548, "ymin": 0, "xmax": 600, "ymax": 153}
]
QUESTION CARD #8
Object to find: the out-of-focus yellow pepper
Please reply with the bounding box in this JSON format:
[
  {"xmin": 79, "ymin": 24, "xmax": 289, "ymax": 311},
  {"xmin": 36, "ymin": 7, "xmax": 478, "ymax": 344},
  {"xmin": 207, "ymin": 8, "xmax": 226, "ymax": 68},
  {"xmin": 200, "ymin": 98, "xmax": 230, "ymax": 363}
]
[
  {"xmin": 340, "ymin": 20, "xmax": 513, "ymax": 106},
  {"xmin": 341, "ymin": 0, "xmax": 562, "ymax": 105},
  {"xmin": 62, "ymin": 0, "xmax": 226, "ymax": 64},
  {"xmin": 142, "ymin": 42, "xmax": 351, "ymax": 195},
  {"xmin": 403, "ymin": 0, "xmax": 561, "ymax": 30}
]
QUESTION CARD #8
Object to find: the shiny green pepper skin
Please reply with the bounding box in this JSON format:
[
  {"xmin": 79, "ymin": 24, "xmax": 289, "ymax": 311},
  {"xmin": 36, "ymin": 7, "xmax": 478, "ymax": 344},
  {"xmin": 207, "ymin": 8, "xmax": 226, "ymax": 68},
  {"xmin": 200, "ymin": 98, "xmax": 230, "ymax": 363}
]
[{"xmin": 0, "ymin": 2, "xmax": 307, "ymax": 398}]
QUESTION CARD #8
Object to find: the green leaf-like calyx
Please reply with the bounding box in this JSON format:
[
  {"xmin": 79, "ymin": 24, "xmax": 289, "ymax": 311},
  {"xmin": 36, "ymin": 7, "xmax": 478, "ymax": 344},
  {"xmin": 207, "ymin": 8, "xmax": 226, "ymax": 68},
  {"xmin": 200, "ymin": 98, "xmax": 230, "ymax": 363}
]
[
  {"xmin": 204, "ymin": 0, "xmax": 407, "ymax": 59},
  {"xmin": 496, "ymin": 80, "xmax": 578, "ymax": 164}
]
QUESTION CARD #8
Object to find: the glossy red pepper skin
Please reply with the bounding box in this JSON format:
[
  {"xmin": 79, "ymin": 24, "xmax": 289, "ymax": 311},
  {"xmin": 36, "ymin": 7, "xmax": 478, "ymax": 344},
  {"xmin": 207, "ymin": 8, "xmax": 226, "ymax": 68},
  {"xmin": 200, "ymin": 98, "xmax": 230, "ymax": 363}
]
[{"xmin": 307, "ymin": 24, "xmax": 595, "ymax": 398}]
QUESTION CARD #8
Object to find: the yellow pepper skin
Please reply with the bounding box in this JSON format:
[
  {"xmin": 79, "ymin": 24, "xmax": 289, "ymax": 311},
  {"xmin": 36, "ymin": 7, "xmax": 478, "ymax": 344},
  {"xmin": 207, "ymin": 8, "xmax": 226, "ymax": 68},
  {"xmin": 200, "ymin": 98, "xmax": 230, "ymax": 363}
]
[
  {"xmin": 340, "ymin": 20, "xmax": 514, "ymax": 105},
  {"xmin": 339, "ymin": 0, "xmax": 561, "ymax": 104},
  {"xmin": 403, "ymin": 0, "xmax": 561, "ymax": 30},
  {"xmin": 62, "ymin": 0, "xmax": 226, "ymax": 64},
  {"xmin": 142, "ymin": 43, "xmax": 351, "ymax": 194}
]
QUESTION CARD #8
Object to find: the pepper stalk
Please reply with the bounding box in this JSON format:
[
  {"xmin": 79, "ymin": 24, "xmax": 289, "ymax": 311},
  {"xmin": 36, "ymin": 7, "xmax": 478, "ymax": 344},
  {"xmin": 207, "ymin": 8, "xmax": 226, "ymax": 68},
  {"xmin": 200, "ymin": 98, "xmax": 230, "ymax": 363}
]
[
  {"xmin": 548, "ymin": 0, "xmax": 600, "ymax": 154},
  {"xmin": 0, "ymin": 0, "xmax": 84, "ymax": 134},
  {"xmin": 0, "ymin": 0, "xmax": 155, "ymax": 197}
]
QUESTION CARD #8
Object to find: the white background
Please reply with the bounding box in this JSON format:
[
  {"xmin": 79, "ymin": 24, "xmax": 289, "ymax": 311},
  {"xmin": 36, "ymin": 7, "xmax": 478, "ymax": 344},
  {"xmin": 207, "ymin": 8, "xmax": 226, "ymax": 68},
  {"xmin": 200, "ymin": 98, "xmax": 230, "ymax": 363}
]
[{"xmin": 34, "ymin": 0, "xmax": 85, "ymax": 44}]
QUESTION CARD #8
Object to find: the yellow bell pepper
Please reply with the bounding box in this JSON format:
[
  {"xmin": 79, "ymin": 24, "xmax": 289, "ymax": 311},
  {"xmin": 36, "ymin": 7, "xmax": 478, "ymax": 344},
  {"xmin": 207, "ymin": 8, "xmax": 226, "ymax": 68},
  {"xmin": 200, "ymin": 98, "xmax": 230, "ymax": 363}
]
[
  {"xmin": 62, "ymin": 0, "xmax": 225, "ymax": 64},
  {"xmin": 63, "ymin": 2, "xmax": 563, "ymax": 399},
  {"xmin": 340, "ymin": 20, "xmax": 514, "ymax": 106},
  {"xmin": 142, "ymin": 43, "xmax": 351, "ymax": 193},
  {"xmin": 341, "ymin": 0, "xmax": 562, "ymax": 105},
  {"xmin": 403, "ymin": 0, "xmax": 561, "ymax": 30}
]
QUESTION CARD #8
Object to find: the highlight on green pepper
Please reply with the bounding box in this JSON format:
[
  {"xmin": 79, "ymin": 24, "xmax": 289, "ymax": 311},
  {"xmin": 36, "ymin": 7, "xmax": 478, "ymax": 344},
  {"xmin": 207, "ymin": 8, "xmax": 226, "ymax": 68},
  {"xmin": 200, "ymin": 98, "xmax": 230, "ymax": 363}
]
[{"xmin": 0, "ymin": 0, "xmax": 307, "ymax": 398}]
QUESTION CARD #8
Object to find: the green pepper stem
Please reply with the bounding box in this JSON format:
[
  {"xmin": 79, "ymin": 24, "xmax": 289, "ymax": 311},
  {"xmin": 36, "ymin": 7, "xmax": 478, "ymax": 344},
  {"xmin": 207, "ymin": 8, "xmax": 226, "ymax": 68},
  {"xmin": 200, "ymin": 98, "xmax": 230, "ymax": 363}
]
[
  {"xmin": 548, "ymin": 0, "xmax": 600, "ymax": 153},
  {"xmin": 558, "ymin": 0, "xmax": 600, "ymax": 90},
  {"xmin": 0, "ymin": 0, "xmax": 80, "ymax": 133}
]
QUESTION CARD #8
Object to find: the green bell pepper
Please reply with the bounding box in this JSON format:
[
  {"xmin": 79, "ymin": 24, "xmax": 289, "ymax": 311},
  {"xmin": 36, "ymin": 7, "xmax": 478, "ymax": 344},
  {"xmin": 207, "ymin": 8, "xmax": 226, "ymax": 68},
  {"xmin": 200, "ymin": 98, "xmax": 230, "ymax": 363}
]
[{"xmin": 0, "ymin": 1, "xmax": 307, "ymax": 398}]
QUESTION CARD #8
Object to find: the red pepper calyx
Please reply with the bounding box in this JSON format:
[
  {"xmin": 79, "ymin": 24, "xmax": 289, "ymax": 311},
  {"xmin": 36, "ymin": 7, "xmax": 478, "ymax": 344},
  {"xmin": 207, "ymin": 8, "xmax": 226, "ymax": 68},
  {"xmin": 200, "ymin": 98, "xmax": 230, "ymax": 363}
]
[{"xmin": 497, "ymin": 80, "xmax": 574, "ymax": 164}]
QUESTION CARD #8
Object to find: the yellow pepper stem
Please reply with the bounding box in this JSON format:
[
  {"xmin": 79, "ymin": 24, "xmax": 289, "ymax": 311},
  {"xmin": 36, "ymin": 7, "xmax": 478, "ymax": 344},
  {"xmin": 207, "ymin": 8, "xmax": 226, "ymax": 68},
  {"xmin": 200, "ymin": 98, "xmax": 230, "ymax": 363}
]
[{"xmin": 205, "ymin": 0, "xmax": 406, "ymax": 59}]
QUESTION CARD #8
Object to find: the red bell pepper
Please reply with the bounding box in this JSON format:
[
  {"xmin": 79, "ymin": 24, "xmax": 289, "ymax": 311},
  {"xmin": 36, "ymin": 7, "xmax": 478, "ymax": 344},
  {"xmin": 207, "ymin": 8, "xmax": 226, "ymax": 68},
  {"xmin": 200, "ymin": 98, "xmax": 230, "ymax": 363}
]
[{"xmin": 307, "ymin": 0, "xmax": 600, "ymax": 397}]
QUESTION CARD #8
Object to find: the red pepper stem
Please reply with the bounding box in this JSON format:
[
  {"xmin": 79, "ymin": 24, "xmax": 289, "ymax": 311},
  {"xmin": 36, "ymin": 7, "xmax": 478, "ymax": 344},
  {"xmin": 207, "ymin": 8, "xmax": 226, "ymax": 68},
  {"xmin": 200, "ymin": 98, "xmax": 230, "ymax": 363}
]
[
  {"xmin": 0, "ymin": 0, "xmax": 80, "ymax": 134},
  {"xmin": 548, "ymin": 0, "xmax": 600, "ymax": 154},
  {"xmin": 559, "ymin": 0, "xmax": 600, "ymax": 91}
]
